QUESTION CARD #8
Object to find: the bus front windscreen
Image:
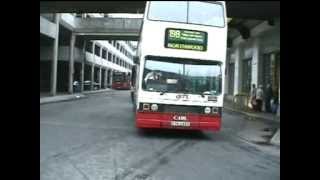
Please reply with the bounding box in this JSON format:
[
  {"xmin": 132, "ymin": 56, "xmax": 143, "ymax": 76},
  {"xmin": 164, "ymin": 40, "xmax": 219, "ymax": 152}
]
[
  {"xmin": 113, "ymin": 74, "xmax": 125, "ymax": 82},
  {"xmin": 142, "ymin": 57, "xmax": 222, "ymax": 95}
]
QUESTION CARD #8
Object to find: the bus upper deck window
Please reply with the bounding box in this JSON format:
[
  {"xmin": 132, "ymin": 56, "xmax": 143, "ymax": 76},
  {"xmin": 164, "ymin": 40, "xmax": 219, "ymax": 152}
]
[
  {"xmin": 188, "ymin": 2, "xmax": 225, "ymax": 27},
  {"xmin": 148, "ymin": 1, "xmax": 187, "ymax": 23},
  {"xmin": 148, "ymin": 1, "xmax": 225, "ymax": 27}
]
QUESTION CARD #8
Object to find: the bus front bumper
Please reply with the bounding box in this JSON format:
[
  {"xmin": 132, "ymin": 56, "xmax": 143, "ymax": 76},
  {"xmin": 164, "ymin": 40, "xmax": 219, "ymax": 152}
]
[
  {"xmin": 112, "ymin": 84, "xmax": 130, "ymax": 89},
  {"xmin": 136, "ymin": 112, "xmax": 221, "ymax": 131}
]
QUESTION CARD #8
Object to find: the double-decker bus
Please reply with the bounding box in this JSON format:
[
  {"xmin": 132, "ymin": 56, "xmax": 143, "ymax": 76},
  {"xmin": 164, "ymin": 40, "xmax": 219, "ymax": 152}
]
[
  {"xmin": 131, "ymin": 1, "xmax": 227, "ymax": 132},
  {"xmin": 112, "ymin": 72, "xmax": 131, "ymax": 90}
]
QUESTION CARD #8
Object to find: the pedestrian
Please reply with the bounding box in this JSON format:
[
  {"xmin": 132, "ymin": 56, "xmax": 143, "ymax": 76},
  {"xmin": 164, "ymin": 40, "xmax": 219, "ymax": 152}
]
[
  {"xmin": 256, "ymin": 85, "xmax": 264, "ymax": 112},
  {"xmin": 249, "ymin": 84, "xmax": 257, "ymax": 110},
  {"xmin": 271, "ymin": 92, "xmax": 279, "ymax": 114},
  {"xmin": 265, "ymin": 84, "xmax": 273, "ymax": 113}
]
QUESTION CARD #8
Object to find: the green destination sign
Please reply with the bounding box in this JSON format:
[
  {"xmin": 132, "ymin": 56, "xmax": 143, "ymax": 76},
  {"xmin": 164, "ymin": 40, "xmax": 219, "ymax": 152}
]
[{"xmin": 165, "ymin": 28, "xmax": 207, "ymax": 51}]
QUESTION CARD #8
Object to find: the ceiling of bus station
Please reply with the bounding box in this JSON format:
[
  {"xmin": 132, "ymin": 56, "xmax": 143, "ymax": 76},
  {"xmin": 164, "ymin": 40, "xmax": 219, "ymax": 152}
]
[
  {"xmin": 40, "ymin": 2, "xmax": 279, "ymax": 45},
  {"xmin": 40, "ymin": 1, "xmax": 280, "ymax": 20},
  {"xmin": 228, "ymin": 18, "xmax": 266, "ymax": 40}
]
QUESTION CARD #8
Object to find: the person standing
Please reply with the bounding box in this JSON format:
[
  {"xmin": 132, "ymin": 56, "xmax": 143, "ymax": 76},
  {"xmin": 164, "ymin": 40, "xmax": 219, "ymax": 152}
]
[
  {"xmin": 250, "ymin": 84, "xmax": 257, "ymax": 110},
  {"xmin": 265, "ymin": 84, "xmax": 273, "ymax": 113},
  {"xmin": 271, "ymin": 92, "xmax": 279, "ymax": 114},
  {"xmin": 256, "ymin": 85, "xmax": 264, "ymax": 112}
]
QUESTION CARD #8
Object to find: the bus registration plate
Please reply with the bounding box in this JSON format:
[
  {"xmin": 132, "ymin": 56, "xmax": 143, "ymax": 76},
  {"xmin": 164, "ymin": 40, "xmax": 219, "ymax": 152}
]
[{"xmin": 171, "ymin": 121, "xmax": 190, "ymax": 127}]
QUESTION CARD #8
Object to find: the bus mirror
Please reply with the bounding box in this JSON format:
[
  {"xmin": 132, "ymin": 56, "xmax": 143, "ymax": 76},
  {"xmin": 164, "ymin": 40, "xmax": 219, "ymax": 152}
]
[{"xmin": 133, "ymin": 56, "xmax": 139, "ymax": 64}]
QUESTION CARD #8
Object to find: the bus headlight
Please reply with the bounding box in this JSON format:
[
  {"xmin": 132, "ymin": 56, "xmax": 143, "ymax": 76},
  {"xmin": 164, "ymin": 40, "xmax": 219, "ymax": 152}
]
[
  {"xmin": 151, "ymin": 104, "xmax": 158, "ymax": 111},
  {"xmin": 143, "ymin": 103, "xmax": 150, "ymax": 111},
  {"xmin": 212, "ymin": 107, "xmax": 219, "ymax": 114},
  {"xmin": 204, "ymin": 107, "xmax": 211, "ymax": 114}
]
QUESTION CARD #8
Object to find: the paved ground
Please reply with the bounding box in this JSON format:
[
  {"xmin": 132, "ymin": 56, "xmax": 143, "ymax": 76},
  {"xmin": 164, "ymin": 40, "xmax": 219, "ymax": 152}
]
[{"xmin": 40, "ymin": 90, "xmax": 280, "ymax": 180}]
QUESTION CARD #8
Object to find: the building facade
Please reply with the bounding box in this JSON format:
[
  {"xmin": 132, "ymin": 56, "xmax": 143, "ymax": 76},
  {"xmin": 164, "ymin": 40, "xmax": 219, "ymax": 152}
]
[
  {"xmin": 225, "ymin": 19, "xmax": 280, "ymax": 116},
  {"xmin": 40, "ymin": 13, "xmax": 136, "ymax": 95}
]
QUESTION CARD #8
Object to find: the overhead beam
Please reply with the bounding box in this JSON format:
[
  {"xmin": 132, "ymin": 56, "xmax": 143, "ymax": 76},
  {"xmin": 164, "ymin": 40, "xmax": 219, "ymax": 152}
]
[
  {"xmin": 40, "ymin": 16, "xmax": 57, "ymax": 39},
  {"xmin": 40, "ymin": 1, "xmax": 280, "ymax": 19},
  {"xmin": 78, "ymin": 35, "xmax": 140, "ymax": 41},
  {"xmin": 228, "ymin": 19, "xmax": 251, "ymax": 39},
  {"xmin": 225, "ymin": 1, "xmax": 280, "ymax": 19},
  {"xmin": 40, "ymin": 1, "xmax": 146, "ymax": 13},
  {"xmin": 236, "ymin": 24, "xmax": 250, "ymax": 39},
  {"xmin": 59, "ymin": 16, "xmax": 141, "ymax": 39}
]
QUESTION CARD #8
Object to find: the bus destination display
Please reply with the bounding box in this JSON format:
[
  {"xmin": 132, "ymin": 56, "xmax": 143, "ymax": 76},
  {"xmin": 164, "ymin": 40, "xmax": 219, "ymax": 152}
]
[{"xmin": 165, "ymin": 28, "xmax": 207, "ymax": 51}]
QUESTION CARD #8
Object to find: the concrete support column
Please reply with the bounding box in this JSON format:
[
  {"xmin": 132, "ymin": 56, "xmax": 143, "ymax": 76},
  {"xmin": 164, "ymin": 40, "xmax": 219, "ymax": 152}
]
[
  {"xmin": 68, "ymin": 33, "xmax": 76, "ymax": 94},
  {"xmin": 91, "ymin": 63, "xmax": 95, "ymax": 90},
  {"xmin": 99, "ymin": 66, "xmax": 102, "ymax": 89},
  {"xmin": 80, "ymin": 41, "xmax": 86, "ymax": 92},
  {"xmin": 91, "ymin": 41, "xmax": 95, "ymax": 90},
  {"xmin": 277, "ymin": 71, "xmax": 280, "ymax": 117},
  {"xmin": 50, "ymin": 13, "xmax": 60, "ymax": 96},
  {"xmin": 251, "ymin": 38, "xmax": 261, "ymax": 87},
  {"xmin": 98, "ymin": 47, "xmax": 102, "ymax": 89},
  {"xmin": 104, "ymin": 68, "xmax": 108, "ymax": 89},
  {"xmin": 224, "ymin": 52, "xmax": 230, "ymax": 95},
  {"xmin": 110, "ymin": 70, "xmax": 113, "ymax": 87},
  {"xmin": 233, "ymin": 46, "xmax": 243, "ymax": 95}
]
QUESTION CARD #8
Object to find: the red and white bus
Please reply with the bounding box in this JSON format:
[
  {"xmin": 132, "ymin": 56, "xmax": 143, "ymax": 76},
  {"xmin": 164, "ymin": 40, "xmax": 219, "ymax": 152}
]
[
  {"xmin": 112, "ymin": 72, "xmax": 131, "ymax": 90},
  {"xmin": 132, "ymin": 1, "xmax": 227, "ymax": 131}
]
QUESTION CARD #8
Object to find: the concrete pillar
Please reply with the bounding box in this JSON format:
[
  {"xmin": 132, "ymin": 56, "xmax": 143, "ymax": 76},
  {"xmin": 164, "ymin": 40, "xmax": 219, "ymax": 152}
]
[
  {"xmin": 110, "ymin": 70, "xmax": 113, "ymax": 87},
  {"xmin": 91, "ymin": 41, "xmax": 95, "ymax": 90},
  {"xmin": 50, "ymin": 13, "xmax": 60, "ymax": 96},
  {"xmin": 277, "ymin": 68, "xmax": 280, "ymax": 117},
  {"xmin": 99, "ymin": 47, "xmax": 102, "ymax": 89},
  {"xmin": 224, "ymin": 52, "xmax": 230, "ymax": 95},
  {"xmin": 107, "ymin": 69, "xmax": 111, "ymax": 87},
  {"xmin": 270, "ymin": 54, "xmax": 277, "ymax": 90},
  {"xmin": 251, "ymin": 38, "xmax": 261, "ymax": 87},
  {"xmin": 91, "ymin": 63, "xmax": 95, "ymax": 90},
  {"xmin": 80, "ymin": 41, "xmax": 86, "ymax": 92},
  {"xmin": 233, "ymin": 46, "xmax": 243, "ymax": 95},
  {"xmin": 99, "ymin": 66, "xmax": 102, "ymax": 89},
  {"xmin": 68, "ymin": 33, "xmax": 76, "ymax": 94},
  {"xmin": 105, "ymin": 68, "xmax": 108, "ymax": 89}
]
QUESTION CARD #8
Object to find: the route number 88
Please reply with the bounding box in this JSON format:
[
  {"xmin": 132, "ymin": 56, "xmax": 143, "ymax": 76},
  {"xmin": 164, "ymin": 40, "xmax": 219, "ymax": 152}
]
[{"xmin": 169, "ymin": 30, "xmax": 181, "ymax": 38}]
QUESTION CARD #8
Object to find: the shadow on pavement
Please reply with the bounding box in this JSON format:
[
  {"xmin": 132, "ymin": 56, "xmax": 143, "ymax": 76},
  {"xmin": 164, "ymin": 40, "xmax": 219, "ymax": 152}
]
[{"xmin": 136, "ymin": 128, "xmax": 221, "ymax": 141}]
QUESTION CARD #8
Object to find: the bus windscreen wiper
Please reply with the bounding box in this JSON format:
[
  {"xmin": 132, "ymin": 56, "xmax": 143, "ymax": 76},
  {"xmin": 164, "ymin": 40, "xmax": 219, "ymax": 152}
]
[
  {"xmin": 160, "ymin": 89, "xmax": 168, "ymax": 95},
  {"xmin": 201, "ymin": 91, "xmax": 212, "ymax": 98}
]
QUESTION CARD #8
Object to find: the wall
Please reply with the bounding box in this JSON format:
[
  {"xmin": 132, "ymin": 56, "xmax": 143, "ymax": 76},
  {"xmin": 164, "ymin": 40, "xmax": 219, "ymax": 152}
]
[
  {"xmin": 227, "ymin": 20, "xmax": 280, "ymax": 96},
  {"xmin": 225, "ymin": 20, "xmax": 280, "ymax": 115},
  {"xmin": 40, "ymin": 46, "xmax": 84, "ymax": 62}
]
